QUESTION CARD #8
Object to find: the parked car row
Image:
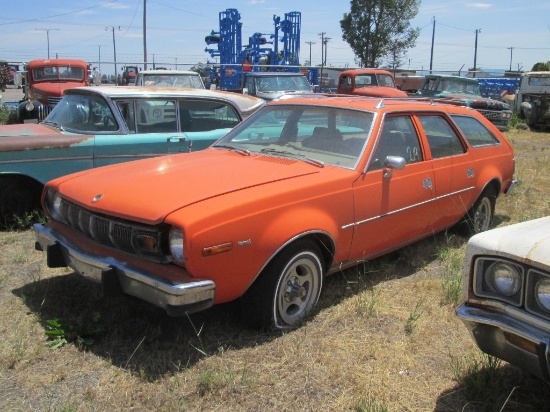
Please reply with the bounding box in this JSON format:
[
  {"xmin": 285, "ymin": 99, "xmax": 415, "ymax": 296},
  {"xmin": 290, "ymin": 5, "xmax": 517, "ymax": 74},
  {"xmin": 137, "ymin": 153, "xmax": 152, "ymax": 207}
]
[
  {"xmin": 5, "ymin": 64, "xmax": 550, "ymax": 385},
  {"xmin": 30, "ymin": 93, "xmax": 516, "ymax": 331},
  {"xmin": 10, "ymin": 77, "xmax": 550, "ymax": 385}
]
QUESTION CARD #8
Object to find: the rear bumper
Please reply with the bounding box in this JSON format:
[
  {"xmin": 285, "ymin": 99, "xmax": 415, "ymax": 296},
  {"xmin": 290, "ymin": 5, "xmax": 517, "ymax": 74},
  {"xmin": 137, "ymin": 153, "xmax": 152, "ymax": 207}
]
[
  {"xmin": 505, "ymin": 178, "xmax": 519, "ymax": 196},
  {"xmin": 34, "ymin": 223, "xmax": 215, "ymax": 316},
  {"xmin": 457, "ymin": 304, "xmax": 550, "ymax": 382}
]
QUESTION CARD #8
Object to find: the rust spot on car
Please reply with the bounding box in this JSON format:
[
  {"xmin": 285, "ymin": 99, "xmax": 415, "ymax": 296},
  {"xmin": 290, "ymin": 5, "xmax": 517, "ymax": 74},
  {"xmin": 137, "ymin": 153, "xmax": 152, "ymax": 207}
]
[{"xmin": 0, "ymin": 134, "xmax": 93, "ymax": 152}]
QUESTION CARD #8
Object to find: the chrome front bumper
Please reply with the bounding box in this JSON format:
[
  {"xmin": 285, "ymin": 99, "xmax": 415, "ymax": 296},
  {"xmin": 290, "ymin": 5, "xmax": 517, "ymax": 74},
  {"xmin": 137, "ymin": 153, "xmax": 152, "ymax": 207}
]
[
  {"xmin": 457, "ymin": 304, "xmax": 550, "ymax": 382},
  {"xmin": 34, "ymin": 223, "xmax": 215, "ymax": 316}
]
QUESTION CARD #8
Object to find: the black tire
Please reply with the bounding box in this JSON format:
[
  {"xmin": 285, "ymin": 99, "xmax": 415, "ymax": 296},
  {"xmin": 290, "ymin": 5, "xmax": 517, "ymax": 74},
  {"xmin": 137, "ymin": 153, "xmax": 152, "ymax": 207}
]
[
  {"xmin": 463, "ymin": 187, "xmax": 496, "ymax": 235},
  {"xmin": 526, "ymin": 106, "xmax": 538, "ymax": 128},
  {"xmin": 0, "ymin": 177, "xmax": 38, "ymax": 227},
  {"xmin": 241, "ymin": 239, "xmax": 324, "ymax": 330}
]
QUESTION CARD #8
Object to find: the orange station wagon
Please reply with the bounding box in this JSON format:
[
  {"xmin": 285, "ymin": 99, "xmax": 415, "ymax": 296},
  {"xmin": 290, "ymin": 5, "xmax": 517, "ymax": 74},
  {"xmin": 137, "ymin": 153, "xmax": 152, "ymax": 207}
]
[{"xmin": 34, "ymin": 96, "xmax": 517, "ymax": 329}]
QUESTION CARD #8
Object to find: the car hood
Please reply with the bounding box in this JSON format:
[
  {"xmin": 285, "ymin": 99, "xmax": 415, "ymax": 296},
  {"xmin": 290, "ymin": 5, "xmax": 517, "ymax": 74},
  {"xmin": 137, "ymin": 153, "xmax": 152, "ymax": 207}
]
[
  {"xmin": 0, "ymin": 124, "xmax": 91, "ymax": 152},
  {"xmin": 31, "ymin": 82, "xmax": 84, "ymax": 99},
  {"xmin": 255, "ymin": 90, "xmax": 311, "ymax": 101},
  {"xmin": 434, "ymin": 92, "xmax": 510, "ymax": 110},
  {"xmin": 351, "ymin": 86, "xmax": 408, "ymax": 97},
  {"xmin": 52, "ymin": 149, "xmax": 322, "ymax": 224},
  {"xmin": 466, "ymin": 217, "xmax": 550, "ymax": 269}
]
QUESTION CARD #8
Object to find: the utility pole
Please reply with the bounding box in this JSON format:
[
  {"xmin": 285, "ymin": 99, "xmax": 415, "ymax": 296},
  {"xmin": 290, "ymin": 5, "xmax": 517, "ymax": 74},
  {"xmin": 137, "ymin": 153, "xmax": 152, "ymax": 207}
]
[
  {"xmin": 429, "ymin": 17, "xmax": 435, "ymax": 73},
  {"xmin": 323, "ymin": 37, "xmax": 331, "ymax": 66},
  {"xmin": 143, "ymin": 0, "xmax": 148, "ymax": 70},
  {"xmin": 473, "ymin": 28, "xmax": 481, "ymax": 72},
  {"xmin": 318, "ymin": 32, "xmax": 325, "ymax": 90},
  {"xmin": 507, "ymin": 47, "xmax": 514, "ymax": 71},
  {"xmin": 106, "ymin": 26, "xmax": 121, "ymax": 84},
  {"xmin": 305, "ymin": 41, "xmax": 315, "ymax": 66},
  {"xmin": 97, "ymin": 45, "xmax": 106, "ymax": 73},
  {"xmin": 36, "ymin": 28, "xmax": 59, "ymax": 58},
  {"xmin": 318, "ymin": 33, "xmax": 325, "ymax": 67}
]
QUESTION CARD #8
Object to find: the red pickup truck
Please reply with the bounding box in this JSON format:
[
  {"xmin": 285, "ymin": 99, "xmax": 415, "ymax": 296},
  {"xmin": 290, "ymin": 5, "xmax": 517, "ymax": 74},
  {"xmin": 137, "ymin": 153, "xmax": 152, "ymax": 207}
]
[
  {"xmin": 337, "ymin": 68, "xmax": 408, "ymax": 97},
  {"xmin": 18, "ymin": 58, "xmax": 89, "ymax": 122}
]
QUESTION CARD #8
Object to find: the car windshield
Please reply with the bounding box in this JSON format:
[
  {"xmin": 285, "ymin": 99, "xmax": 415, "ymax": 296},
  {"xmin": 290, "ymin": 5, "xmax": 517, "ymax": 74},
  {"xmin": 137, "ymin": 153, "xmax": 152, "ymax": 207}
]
[
  {"xmin": 214, "ymin": 105, "xmax": 374, "ymax": 169},
  {"xmin": 437, "ymin": 79, "xmax": 479, "ymax": 95},
  {"xmin": 32, "ymin": 66, "xmax": 85, "ymax": 82},
  {"xmin": 256, "ymin": 76, "xmax": 311, "ymax": 92},
  {"xmin": 44, "ymin": 93, "xmax": 119, "ymax": 133},
  {"xmin": 141, "ymin": 74, "xmax": 204, "ymax": 88}
]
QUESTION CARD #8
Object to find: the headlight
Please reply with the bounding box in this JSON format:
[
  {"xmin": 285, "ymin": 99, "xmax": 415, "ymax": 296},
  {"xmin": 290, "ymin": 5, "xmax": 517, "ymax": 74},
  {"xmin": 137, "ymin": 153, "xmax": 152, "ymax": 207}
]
[
  {"xmin": 489, "ymin": 261, "xmax": 522, "ymax": 296},
  {"xmin": 473, "ymin": 257, "xmax": 524, "ymax": 305},
  {"xmin": 25, "ymin": 100, "xmax": 35, "ymax": 111},
  {"xmin": 169, "ymin": 227, "xmax": 185, "ymax": 263},
  {"xmin": 536, "ymin": 278, "xmax": 550, "ymax": 311},
  {"xmin": 44, "ymin": 188, "xmax": 68, "ymax": 224}
]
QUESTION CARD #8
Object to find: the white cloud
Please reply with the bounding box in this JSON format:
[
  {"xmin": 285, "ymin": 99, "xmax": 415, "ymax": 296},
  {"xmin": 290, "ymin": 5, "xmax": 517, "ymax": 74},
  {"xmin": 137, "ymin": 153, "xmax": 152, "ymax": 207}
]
[{"xmin": 466, "ymin": 3, "xmax": 492, "ymax": 8}]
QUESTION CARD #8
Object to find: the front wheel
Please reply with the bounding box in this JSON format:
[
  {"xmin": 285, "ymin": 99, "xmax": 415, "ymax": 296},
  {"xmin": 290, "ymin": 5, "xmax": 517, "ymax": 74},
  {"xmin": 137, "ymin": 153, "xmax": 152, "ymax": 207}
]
[{"xmin": 241, "ymin": 240, "xmax": 324, "ymax": 330}]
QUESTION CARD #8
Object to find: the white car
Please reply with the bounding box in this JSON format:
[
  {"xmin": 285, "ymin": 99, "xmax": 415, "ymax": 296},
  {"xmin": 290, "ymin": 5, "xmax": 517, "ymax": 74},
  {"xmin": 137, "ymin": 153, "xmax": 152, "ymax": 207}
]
[{"xmin": 457, "ymin": 216, "xmax": 550, "ymax": 381}]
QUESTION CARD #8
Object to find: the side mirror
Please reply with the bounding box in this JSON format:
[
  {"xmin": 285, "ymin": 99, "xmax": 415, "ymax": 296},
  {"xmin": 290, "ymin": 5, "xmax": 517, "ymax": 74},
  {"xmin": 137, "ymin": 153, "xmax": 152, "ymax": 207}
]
[
  {"xmin": 242, "ymin": 87, "xmax": 249, "ymax": 95},
  {"xmin": 383, "ymin": 156, "xmax": 406, "ymax": 178}
]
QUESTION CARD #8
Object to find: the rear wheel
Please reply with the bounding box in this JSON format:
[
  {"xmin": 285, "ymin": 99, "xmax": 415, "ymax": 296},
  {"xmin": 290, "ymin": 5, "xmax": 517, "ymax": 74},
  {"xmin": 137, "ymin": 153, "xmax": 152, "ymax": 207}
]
[
  {"xmin": 241, "ymin": 239, "xmax": 324, "ymax": 330},
  {"xmin": 0, "ymin": 177, "xmax": 40, "ymax": 227},
  {"xmin": 463, "ymin": 187, "xmax": 496, "ymax": 235}
]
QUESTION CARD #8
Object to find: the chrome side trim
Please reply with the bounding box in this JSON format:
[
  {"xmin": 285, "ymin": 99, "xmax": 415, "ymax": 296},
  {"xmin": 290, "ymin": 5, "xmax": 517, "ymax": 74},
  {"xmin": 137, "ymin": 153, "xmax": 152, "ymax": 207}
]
[{"xmin": 342, "ymin": 186, "xmax": 474, "ymax": 229}]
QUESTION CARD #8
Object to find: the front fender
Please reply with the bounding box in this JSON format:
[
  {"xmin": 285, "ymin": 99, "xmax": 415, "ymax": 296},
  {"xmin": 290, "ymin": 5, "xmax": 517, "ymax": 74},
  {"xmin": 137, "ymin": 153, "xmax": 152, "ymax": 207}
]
[{"xmin": 17, "ymin": 100, "xmax": 45, "ymax": 122}]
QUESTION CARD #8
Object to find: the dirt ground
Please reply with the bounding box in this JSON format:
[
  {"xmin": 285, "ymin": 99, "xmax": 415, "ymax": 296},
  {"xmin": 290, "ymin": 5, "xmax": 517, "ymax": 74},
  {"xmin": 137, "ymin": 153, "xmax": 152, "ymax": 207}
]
[
  {"xmin": 0, "ymin": 85, "xmax": 24, "ymax": 103},
  {"xmin": 0, "ymin": 114, "xmax": 549, "ymax": 411}
]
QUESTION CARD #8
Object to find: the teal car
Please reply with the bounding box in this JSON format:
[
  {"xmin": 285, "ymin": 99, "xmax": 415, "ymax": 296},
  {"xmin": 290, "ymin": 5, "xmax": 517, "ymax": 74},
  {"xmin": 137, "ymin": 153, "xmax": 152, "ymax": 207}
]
[{"xmin": 0, "ymin": 86, "xmax": 264, "ymax": 223}]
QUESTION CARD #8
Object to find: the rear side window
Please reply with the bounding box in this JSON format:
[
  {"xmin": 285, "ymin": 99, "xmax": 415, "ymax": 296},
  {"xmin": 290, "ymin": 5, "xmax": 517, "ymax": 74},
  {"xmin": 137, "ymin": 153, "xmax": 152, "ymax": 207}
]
[
  {"xmin": 418, "ymin": 115, "xmax": 465, "ymax": 159},
  {"xmin": 451, "ymin": 115, "xmax": 500, "ymax": 147}
]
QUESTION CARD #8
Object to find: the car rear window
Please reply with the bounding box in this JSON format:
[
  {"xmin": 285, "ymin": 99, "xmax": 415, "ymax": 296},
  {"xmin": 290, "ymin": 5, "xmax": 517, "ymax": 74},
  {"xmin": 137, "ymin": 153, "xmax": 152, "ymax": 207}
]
[{"xmin": 451, "ymin": 115, "xmax": 500, "ymax": 147}]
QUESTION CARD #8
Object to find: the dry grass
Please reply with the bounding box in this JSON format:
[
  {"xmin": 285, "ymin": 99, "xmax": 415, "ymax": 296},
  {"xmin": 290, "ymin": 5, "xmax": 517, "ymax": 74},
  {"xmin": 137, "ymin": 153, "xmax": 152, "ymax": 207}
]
[{"xmin": 1, "ymin": 129, "xmax": 549, "ymax": 411}]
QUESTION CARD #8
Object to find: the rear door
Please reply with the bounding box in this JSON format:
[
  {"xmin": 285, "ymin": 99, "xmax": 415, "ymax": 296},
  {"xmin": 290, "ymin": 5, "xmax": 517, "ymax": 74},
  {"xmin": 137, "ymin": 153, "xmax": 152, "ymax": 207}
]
[{"xmin": 415, "ymin": 113, "xmax": 475, "ymax": 230}]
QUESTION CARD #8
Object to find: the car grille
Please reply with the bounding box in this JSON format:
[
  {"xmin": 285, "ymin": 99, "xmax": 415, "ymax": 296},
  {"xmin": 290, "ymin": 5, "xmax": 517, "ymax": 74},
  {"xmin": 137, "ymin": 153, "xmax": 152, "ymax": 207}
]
[
  {"xmin": 58, "ymin": 198, "xmax": 171, "ymax": 263},
  {"xmin": 48, "ymin": 96, "xmax": 62, "ymax": 106},
  {"xmin": 477, "ymin": 109, "xmax": 506, "ymax": 121}
]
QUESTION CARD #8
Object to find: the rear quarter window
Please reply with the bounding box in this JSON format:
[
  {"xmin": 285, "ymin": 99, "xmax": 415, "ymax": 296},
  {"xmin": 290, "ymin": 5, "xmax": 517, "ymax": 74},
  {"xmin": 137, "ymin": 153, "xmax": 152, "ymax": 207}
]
[
  {"xmin": 418, "ymin": 115, "xmax": 465, "ymax": 159},
  {"xmin": 451, "ymin": 115, "xmax": 500, "ymax": 147}
]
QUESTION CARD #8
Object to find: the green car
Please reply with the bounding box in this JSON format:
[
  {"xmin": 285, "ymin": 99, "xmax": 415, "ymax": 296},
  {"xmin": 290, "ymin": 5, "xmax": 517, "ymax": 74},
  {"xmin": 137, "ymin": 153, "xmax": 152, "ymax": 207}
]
[{"xmin": 0, "ymin": 86, "xmax": 264, "ymax": 223}]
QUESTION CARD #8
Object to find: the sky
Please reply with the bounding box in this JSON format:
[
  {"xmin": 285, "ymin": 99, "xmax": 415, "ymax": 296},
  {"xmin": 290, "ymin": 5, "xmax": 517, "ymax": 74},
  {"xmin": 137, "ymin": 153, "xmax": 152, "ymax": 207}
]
[{"xmin": 1, "ymin": 0, "xmax": 549, "ymax": 75}]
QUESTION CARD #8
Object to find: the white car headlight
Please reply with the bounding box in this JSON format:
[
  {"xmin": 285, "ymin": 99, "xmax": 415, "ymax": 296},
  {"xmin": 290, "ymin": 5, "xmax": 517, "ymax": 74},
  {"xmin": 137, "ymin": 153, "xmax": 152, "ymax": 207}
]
[
  {"xmin": 489, "ymin": 262, "xmax": 522, "ymax": 297},
  {"xmin": 536, "ymin": 278, "xmax": 550, "ymax": 312},
  {"xmin": 169, "ymin": 227, "xmax": 185, "ymax": 263}
]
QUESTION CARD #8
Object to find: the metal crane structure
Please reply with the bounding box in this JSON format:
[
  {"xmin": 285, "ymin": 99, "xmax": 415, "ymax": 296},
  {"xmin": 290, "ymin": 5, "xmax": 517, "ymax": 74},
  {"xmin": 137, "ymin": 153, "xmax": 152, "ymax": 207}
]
[{"xmin": 205, "ymin": 8, "xmax": 313, "ymax": 91}]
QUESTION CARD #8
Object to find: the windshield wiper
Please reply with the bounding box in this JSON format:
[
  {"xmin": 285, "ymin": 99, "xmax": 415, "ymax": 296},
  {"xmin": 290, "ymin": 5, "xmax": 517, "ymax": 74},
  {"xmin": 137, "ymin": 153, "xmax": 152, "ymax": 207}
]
[
  {"xmin": 260, "ymin": 148, "xmax": 324, "ymax": 168},
  {"xmin": 212, "ymin": 144, "xmax": 251, "ymax": 156}
]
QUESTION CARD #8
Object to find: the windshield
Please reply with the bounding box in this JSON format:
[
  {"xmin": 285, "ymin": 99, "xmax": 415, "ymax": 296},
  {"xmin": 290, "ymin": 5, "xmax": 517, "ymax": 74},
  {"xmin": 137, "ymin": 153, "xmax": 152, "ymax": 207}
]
[
  {"xmin": 32, "ymin": 66, "xmax": 85, "ymax": 82},
  {"xmin": 44, "ymin": 93, "xmax": 119, "ymax": 133},
  {"xmin": 214, "ymin": 105, "xmax": 374, "ymax": 169},
  {"xmin": 139, "ymin": 74, "xmax": 204, "ymax": 88},
  {"xmin": 256, "ymin": 76, "xmax": 311, "ymax": 93},
  {"xmin": 355, "ymin": 74, "xmax": 395, "ymax": 87},
  {"xmin": 423, "ymin": 78, "xmax": 480, "ymax": 96}
]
